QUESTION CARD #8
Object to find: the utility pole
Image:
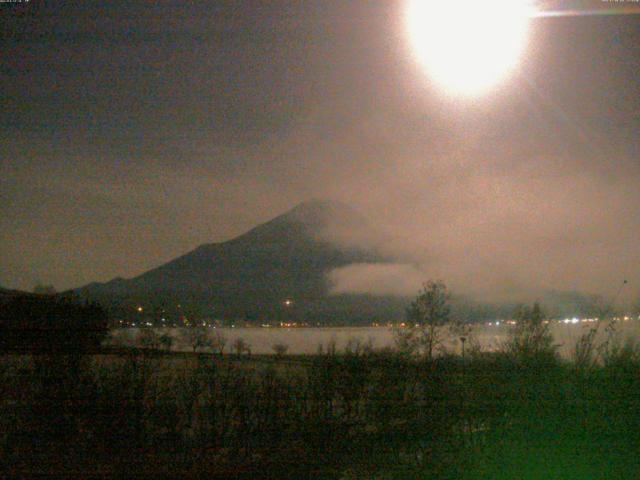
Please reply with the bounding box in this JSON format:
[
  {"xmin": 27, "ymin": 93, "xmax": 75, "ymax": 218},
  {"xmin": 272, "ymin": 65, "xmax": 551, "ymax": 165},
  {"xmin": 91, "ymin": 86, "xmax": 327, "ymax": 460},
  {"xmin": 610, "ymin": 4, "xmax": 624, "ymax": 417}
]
[{"xmin": 460, "ymin": 335, "xmax": 467, "ymax": 439}]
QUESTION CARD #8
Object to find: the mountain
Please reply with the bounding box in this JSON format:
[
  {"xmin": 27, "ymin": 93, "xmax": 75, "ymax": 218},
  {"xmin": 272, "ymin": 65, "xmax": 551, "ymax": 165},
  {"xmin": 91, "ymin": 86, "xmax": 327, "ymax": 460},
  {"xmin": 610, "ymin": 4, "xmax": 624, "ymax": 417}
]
[
  {"xmin": 75, "ymin": 200, "xmax": 406, "ymax": 324},
  {"xmin": 73, "ymin": 200, "xmax": 618, "ymax": 325},
  {"xmin": 0, "ymin": 286, "xmax": 23, "ymax": 302},
  {"xmin": 0, "ymin": 286, "xmax": 42, "ymax": 302}
]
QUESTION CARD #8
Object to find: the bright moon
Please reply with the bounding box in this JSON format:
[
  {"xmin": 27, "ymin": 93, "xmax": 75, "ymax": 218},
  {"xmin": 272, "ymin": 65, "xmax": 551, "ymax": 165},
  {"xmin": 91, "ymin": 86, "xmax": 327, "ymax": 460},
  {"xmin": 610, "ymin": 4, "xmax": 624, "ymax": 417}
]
[{"xmin": 406, "ymin": 0, "xmax": 533, "ymax": 95}]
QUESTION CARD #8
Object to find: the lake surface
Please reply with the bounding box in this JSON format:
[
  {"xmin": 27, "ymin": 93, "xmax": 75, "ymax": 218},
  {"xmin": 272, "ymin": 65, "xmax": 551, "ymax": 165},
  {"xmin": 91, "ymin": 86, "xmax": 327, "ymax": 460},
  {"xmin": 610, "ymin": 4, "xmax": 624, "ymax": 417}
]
[{"xmin": 111, "ymin": 319, "xmax": 640, "ymax": 358}]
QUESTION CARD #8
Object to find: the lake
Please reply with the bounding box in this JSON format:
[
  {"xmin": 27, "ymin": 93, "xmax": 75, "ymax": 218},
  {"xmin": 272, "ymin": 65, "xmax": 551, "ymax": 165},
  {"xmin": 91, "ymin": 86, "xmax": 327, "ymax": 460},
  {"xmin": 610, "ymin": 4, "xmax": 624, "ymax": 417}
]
[{"xmin": 110, "ymin": 318, "xmax": 640, "ymax": 358}]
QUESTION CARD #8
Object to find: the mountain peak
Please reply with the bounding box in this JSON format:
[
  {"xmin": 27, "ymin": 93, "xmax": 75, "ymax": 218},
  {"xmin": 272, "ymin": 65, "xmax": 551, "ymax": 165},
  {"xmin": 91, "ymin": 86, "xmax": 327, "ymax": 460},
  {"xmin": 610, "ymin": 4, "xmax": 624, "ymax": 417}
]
[
  {"xmin": 289, "ymin": 198, "xmax": 353, "ymax": 216},
  {"xmin": 74, "ymin": 199, "xmax": 390, "ymax": 322},
  {"xmin": 217, "ymin": 198, "xmax": 368, "ymax": 249},
  {"xmin": 281, "ymin": 199, "xmax": 368, "ymax": 231}
]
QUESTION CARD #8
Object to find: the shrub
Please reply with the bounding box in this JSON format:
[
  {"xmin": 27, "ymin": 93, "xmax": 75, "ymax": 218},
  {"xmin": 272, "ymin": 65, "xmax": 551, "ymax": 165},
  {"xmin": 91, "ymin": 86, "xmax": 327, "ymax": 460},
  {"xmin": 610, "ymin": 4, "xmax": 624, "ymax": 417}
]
[
  {"xmin": 573, "ymin": 325, "xmax": 599, "ymax": 371},
  {"xmin": 137, "ymin": 329, "xmax": 160, "ymax": 350},
  {"xmin": 504, "ymin": 302, "xmax": 558, "ymax": 363},
  {"xmin": 272, "ymin": 343, "xmax": 289, "ymax": 357},
  {"xmin": 159, "ymin": 333, "xmax": 173, "ymax": 351}
]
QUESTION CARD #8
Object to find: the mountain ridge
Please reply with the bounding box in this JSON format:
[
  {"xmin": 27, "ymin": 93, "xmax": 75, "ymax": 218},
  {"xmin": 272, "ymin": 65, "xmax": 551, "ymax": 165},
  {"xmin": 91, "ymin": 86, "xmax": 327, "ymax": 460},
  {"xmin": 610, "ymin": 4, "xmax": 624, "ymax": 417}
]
[{"xmin": 74, "ymin": 200, "xmax": 403, "ymax": 324}]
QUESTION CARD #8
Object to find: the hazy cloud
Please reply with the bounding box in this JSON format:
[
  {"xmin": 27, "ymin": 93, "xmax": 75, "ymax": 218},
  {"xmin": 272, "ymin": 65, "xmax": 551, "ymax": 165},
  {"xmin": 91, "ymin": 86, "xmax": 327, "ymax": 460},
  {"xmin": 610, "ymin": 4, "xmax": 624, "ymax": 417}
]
[{"xmin": 328, "ymin": 263, "xmax": 426, "ymax": 297}]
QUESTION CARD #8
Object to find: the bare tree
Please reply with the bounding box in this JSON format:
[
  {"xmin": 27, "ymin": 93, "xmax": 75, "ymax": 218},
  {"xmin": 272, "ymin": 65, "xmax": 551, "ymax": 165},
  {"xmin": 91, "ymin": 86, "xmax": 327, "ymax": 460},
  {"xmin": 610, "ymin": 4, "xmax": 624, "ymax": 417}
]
[
  {"xmin": 181, "ymin": 327, "xmax": 212, "ymax": 352},
  {"xmin": 232, "ymin": 337, "xmax": 250, "ymax": 355},
  {"xmin": 137, "ymin": 328, "xmax": 160, "ymax": 350},
  {"xmin": 211, "ymin": 331, "xmax": 227, "ymax": 355},
  {"xmin": 403, "ymin": 280, "xmax": 451, "ymax": 359}
]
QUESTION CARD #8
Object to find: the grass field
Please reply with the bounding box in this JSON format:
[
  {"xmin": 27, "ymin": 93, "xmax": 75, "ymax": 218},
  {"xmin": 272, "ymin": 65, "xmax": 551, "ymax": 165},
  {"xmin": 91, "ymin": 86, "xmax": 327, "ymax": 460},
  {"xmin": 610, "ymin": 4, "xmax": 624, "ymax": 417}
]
[{"xmin": 2, "ymin": 335, "xmax": 640, "ymax": 478}]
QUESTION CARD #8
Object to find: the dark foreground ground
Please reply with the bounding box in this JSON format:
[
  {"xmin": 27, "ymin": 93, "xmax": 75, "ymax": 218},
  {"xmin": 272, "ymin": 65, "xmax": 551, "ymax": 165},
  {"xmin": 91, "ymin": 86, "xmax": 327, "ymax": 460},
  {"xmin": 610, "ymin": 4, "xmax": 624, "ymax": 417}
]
[{"xmin": 1, "ymin": 348, "xmax": 639, "ymax": 479}]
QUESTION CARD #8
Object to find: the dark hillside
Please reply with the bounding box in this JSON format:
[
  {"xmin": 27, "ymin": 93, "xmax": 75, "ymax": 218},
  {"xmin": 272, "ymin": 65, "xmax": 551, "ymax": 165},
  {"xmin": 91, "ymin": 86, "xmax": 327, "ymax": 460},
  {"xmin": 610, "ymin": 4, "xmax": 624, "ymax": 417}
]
[{"xmin": 75, "ymin": 200, "xmax": 403, "ymax": 324}]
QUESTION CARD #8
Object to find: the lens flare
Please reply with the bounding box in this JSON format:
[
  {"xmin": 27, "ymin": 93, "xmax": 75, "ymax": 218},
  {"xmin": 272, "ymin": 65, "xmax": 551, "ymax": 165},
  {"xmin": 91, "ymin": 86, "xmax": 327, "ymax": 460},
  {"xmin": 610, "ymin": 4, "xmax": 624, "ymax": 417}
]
[{"xmin": 406, "ymin": 0, "xmax": 534, "ymax": 95}]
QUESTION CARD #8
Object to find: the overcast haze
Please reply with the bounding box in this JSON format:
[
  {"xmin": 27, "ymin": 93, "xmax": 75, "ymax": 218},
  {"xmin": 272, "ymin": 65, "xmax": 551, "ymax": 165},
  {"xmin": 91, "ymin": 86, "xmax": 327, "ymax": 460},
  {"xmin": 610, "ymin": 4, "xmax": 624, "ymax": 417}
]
[{"xmin": 1, "ymin": 1, "xmax": 638, "ymax": 302}]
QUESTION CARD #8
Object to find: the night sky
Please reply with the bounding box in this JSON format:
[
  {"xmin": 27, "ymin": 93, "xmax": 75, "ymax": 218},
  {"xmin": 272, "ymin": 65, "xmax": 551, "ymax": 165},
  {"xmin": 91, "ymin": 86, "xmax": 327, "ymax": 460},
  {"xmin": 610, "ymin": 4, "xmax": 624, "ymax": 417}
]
[{"xmin": 1, "ymin": 1, "xmax": 639, "ymax": 302}]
